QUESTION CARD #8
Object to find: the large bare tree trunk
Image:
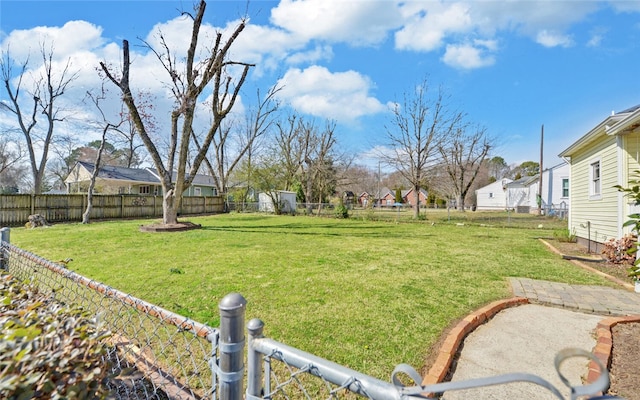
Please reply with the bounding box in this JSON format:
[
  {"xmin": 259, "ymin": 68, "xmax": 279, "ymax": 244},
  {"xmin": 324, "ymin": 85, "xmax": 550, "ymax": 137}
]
[{"xmin": 100, "ymin": 0, "xmax": 253, "ymax": 226}]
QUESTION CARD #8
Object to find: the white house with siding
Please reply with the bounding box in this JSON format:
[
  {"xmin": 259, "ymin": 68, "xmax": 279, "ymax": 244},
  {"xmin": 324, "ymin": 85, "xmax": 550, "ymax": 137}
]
[
  {"xmin": 475, "ymin": 162, "xmax": 570, "ymax": 214},
  {"xmin": 475, "ymin": 179, "xmax": 512, "ymax": 210},
  {"xmin": 559, "ymin": 104, "xmax": 640, "ymax": 250}
]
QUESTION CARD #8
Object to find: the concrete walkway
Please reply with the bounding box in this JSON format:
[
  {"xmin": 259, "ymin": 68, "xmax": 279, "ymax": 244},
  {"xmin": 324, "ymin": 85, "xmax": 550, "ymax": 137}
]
[
  {"xmin": 510, "ymin": 277, "xmax": 640, "ymax": 316},
  {"xmin": 440, "ymin": 278, "xmax": 640, "ymax": 399}
]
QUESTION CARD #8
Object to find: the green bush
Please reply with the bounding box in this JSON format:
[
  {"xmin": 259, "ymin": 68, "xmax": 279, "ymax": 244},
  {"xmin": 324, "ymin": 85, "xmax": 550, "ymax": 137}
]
[
  {"xmin": 334, "ymin": 203, "xmax": 349, "ymax": 219},
  {"xmin": 0, "ymin": 272, "xmax": 113, "ymax": 399},
  {"xmin": 553, "ymin": 228, "xmax": 577, "ymax": 243}
]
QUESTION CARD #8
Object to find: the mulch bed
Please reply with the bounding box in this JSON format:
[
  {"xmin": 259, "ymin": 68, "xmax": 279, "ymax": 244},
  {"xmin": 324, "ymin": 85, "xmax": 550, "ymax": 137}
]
[{"xmin": 608, "ymin": 322, "xmax": 640, "ymax": 399}]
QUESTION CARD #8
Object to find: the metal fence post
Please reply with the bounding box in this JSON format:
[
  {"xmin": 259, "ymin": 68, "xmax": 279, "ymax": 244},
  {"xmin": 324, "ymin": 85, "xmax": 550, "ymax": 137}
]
[
  {"xmin": 218, "ymin": 293, "xmax": 247, "ymax": 400},
  {"xmin": 247, "ymin": 318, "xmax": 265, "ymax": 399},
  {"xmin": 0, "ymin": 227, "xmax": 9, "ymax": 270}
]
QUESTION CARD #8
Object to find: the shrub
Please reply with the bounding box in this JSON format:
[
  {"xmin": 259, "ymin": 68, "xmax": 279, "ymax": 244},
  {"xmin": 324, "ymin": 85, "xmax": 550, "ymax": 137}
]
[
  {"xmin": 601, "ymin": 235, "xmax": 637, "ymax": 265},
  {"xmin": 0, "ymin": 272, "xmax": 113, "ymax": 399},
  {"xmin": 334, "ymin": 203, "xmax": 349, "ymax": 219}
]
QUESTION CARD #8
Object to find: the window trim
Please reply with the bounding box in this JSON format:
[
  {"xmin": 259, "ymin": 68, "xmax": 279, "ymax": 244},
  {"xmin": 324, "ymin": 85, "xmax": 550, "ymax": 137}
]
[
  {"xmin": 561, "ymin": 177, "xmax": 569, "ymax": 198},
  {"xmin": 589, "ymin": 158, "xmax": 602, "ymax": 200}
]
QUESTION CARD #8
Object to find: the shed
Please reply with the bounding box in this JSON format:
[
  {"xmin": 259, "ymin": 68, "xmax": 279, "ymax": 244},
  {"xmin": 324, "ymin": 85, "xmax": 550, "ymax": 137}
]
[{"xmin": 258, "ymin": 191, "xmax": 297, "ymax": 214}]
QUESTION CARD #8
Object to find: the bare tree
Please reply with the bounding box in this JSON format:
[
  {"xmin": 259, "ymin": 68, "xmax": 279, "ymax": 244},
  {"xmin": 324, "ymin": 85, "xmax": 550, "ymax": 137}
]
[
  {"xmin": 196, "ymin": 85, "xmax": 281, "ymax": 203},
  {"xmin": 301, "ymin": 120, "xmax": 337, "ymax": 214},
  {"xmin": 0, "ymin": 134, "xmax": 24, "ymax": 192},
  {"xmin": 382, "ymin": 79, "xmax": 462, "ymax": 219},
  {"xmin": 272, "ymin": 115, "xmax": 338, "ymax": 214},
  {"xmin": 438, "ymin": 124, "xmax": 492, "ymax": 211},
  {"xmin": 111, "ymin": 90, "xmax": 156, "ymax": 168},
  {"xmin": 274, "ymin": 114, "xmax": 306, "ymax": 191},
  {"xmin": 100, "ymin": 0, "xmax": 253, "ymax": 225},
  {"xmin": 0, "ymin": 135, "xmax": 22, "ymax": 176},
  {"xmin": 1, "ymin": 44, "xmax": 78, "ymax": 193},
  {"xmin": 82, "ymin": 88, "xmax": 123, "ymax": 224}
]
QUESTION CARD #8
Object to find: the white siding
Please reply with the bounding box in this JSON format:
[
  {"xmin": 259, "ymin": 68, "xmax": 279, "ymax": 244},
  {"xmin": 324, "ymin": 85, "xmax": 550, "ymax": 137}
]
[{"xmin": 475, "ymin": 179, "xmax": 511, "ymax": 210}]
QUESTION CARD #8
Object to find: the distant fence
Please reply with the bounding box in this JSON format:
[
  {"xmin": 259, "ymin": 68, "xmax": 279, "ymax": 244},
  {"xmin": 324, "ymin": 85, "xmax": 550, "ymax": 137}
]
[
  {"xmin": 0, "ymin": 228, "xmax": 617, "ymax": 400},
  {"xmin": 0, "ymin": 194, "xmax": 224, "ymax": 226}
]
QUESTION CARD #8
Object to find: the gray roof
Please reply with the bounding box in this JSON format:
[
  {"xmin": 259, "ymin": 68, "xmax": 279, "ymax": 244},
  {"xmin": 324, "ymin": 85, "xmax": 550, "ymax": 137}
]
[
  {"xmin": 77, "ymin": 161, "xmax": 216, "ymax": 187},
  {"xmin": 78, "ymin": 161, "xmax": 159, "ymax": 183},
  {"xmin": 617, "ymin": 104, "xmax": 640, "ymax": 114}
]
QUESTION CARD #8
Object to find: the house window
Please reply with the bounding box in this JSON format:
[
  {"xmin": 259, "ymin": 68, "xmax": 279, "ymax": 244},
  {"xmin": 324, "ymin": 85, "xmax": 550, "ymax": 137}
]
[
  {"xmin": 562, "ymin": 178, "xmax": 569, "ymax": 198},
  {"xmin": 489, "ymin": 192, "xmax": 494, "ymax": 198},
  {"xmin": 590, "ymin": 161, "xmax": 600, "ymax": 196},
  {"xmin": 118, "ymin": 187, "xmax": 125, "ymax": 194},
  {"xmin": 194, "ymin": 187, "xmax": 202, "ymax": 196},
  {"xmin": 139, "ymin": 185, "xmax": 150, "ymax": 194}
]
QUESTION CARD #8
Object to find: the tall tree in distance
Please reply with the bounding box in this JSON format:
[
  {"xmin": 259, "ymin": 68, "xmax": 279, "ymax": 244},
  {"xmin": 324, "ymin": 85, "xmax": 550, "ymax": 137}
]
[
  {"xmin": 0, "ymin": 134, "xmax": 24, "ymax": 192},
  {"xmin": 197, "ymin": 85, "xmax": 280, "ymax": 198},
  {"xmin": 101, "ymin": 0, "xmax": 253, "ymax": 225},
  {"xmin": 381, "ymin": 78, "xmax": 463, "ymax": 219},
  {"xmin": 0, "ymin": 44, "xmax": 78, "ymax": 193},
  {"xmin": 438, "ymin": 123, "xmax": 492, "ymax": 211},
  {"xmin": 487, "ymin": 156, "xmax": 510, "ymax": 182}
]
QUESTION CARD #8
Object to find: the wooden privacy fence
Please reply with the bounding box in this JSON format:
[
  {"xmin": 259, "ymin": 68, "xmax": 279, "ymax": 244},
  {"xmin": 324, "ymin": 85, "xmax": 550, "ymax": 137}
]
[{"xmin": 0, "ymin": 194, "xmax": 224, "ymax": 226}]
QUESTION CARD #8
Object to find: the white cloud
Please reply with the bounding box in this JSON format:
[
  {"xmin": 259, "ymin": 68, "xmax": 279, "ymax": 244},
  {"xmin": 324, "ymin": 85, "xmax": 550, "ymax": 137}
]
[
  {"xmin": 270, "ymin": 0, "xmax": 403, "ymax": 46},
  {"xmin": 442, "ymin": 40, "xmax": 497, "ymax": 70},
  {"xmin": 609, "ymin": 0, "xmax": 640, "ymax": 13},
  {"xmin": 395, "ymin": 2, "xmax": 473, "ymax": 51},
  {"xmin": 286, "ymin": 45, "xmax": 334, "ymax": 65},
  {"xmin": 1, "ymin": 20, "xmax": 104, "ymax": 62},
  {"xmin": 275, "ymin": 66, "xmax": 386, "ymax": 122},
  {"xmin": 536, "ymin": 30, "xmax": 574, "ymax": 48}
]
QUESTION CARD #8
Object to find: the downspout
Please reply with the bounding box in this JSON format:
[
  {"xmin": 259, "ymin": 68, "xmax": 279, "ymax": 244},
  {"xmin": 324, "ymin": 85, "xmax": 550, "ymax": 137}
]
[
  {"xmin": 560, "ymin": 156, "xmax": 572, "ymax": 231},
  {"xmin": 616, "ymin": 135, "xmax": 625, "ymax": 239}
]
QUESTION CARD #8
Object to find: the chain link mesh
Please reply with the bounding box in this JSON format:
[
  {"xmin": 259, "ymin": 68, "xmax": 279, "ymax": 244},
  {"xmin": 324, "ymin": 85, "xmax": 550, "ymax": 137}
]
[
  {"xmin": 1, "ymin": 242, "xmax": 219, "ymax": 400},
  {"xmin": 262, "ymin": 353, "xmax": 376, "ymax": 400}
]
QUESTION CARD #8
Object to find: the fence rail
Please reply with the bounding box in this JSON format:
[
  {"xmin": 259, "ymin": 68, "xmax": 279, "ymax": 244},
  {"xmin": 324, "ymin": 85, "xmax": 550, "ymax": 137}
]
[
  {"xmin": 0, "ymin": 228, "xmax": 619, "ymax": 400},
  {"xmin": 0, "ymin": 194, "xmax": 224, "ymax": 226}
]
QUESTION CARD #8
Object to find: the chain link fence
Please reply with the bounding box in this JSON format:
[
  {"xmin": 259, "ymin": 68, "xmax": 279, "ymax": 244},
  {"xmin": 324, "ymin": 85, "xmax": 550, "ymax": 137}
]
[
  {"xmin": 0, "ymin": 234, "xmax": 218, "ymax": 399},
  {"xmin": 0, "ymin": 228, "xmax": 619, "ymax": 400}
]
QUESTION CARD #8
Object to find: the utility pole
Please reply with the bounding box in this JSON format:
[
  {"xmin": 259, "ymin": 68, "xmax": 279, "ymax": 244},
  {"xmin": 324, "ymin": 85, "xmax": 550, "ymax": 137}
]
[{"xmin": 538, "ymin": 125, "xmax": 544, "ymax": 215}]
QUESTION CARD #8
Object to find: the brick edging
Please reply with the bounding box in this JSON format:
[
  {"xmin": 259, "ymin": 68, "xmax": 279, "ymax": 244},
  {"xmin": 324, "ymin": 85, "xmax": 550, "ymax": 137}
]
[
  {"xmin": 586, "ymin": 315, "xmax": 640, "ymax": 385},
  {"xmin": 538, "ymin": 238, "xmax": 634, "ymax": 291},
  {"xmin": 421, "ymin": 297, "xmax": 529, "ymax": 386}
]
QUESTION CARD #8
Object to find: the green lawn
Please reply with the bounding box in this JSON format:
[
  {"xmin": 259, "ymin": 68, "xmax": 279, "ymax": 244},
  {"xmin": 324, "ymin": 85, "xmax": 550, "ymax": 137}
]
[{"xmin": 8, "ymin": 211, "xmax": 609, "ymax": 379}]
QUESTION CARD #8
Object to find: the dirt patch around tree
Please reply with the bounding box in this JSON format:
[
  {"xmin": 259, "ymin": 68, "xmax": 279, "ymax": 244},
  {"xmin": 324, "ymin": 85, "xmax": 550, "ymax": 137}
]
[{"xmin": 139, "ymin": 221, "xmax": 202, "ymax": 233}]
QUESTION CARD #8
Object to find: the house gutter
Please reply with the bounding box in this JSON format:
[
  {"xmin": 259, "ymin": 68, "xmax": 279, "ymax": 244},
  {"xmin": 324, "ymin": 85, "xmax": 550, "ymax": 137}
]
[{"xmin": 605, "ymin": 107, "xmax": 640, "ymax": 136}]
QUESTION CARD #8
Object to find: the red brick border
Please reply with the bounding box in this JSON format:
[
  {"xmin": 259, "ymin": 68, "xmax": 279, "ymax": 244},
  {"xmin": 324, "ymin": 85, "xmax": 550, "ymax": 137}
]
[
  {"xmin": 586, "ymin": 315, "xmax": 640, "ymax": 385},
  {"xmin": 421, "ymin": 297, "xmax": 529, "ymax": 386}
]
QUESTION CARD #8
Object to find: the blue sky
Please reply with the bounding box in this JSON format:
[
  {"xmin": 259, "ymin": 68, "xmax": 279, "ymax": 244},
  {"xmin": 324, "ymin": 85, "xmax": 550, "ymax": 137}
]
[{"xmin": 1, "ymin": 0, "xmax": 640, "ymax": 169}]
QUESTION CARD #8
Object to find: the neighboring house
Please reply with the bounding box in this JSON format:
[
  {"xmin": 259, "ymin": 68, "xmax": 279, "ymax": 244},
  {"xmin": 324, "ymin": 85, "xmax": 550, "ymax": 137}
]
[
  {"xmin": 401, "ymin": 188, "xmax": 428, "ymax": 207},
  {"xmin": 475, "ymin": 162, "xmax": 570, "ymax": 215},
  {"xmin": 475, "ymin": 179, "xmax": 512, "ymax": 210},
  {"xmin": 258, "ymin": 191, "xmax": 297, "ymax": 213},
  {"xmin": 358, "ymin": 188, "xmax": 393, "ymax": 207},
  {"xmin": 559, "ymin": 104, "xmax": 640, "ymax": 250},
  {"xmin": 540, "ymin": 161, "xmax": 570, "ymax": 217},
  {"xmin": 358, "ymin": 187, "xmax": 429, "ymax": 207},
  {"xmin": 65, "ymin": 161, "xmax": 218, "ymax": 196}
]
